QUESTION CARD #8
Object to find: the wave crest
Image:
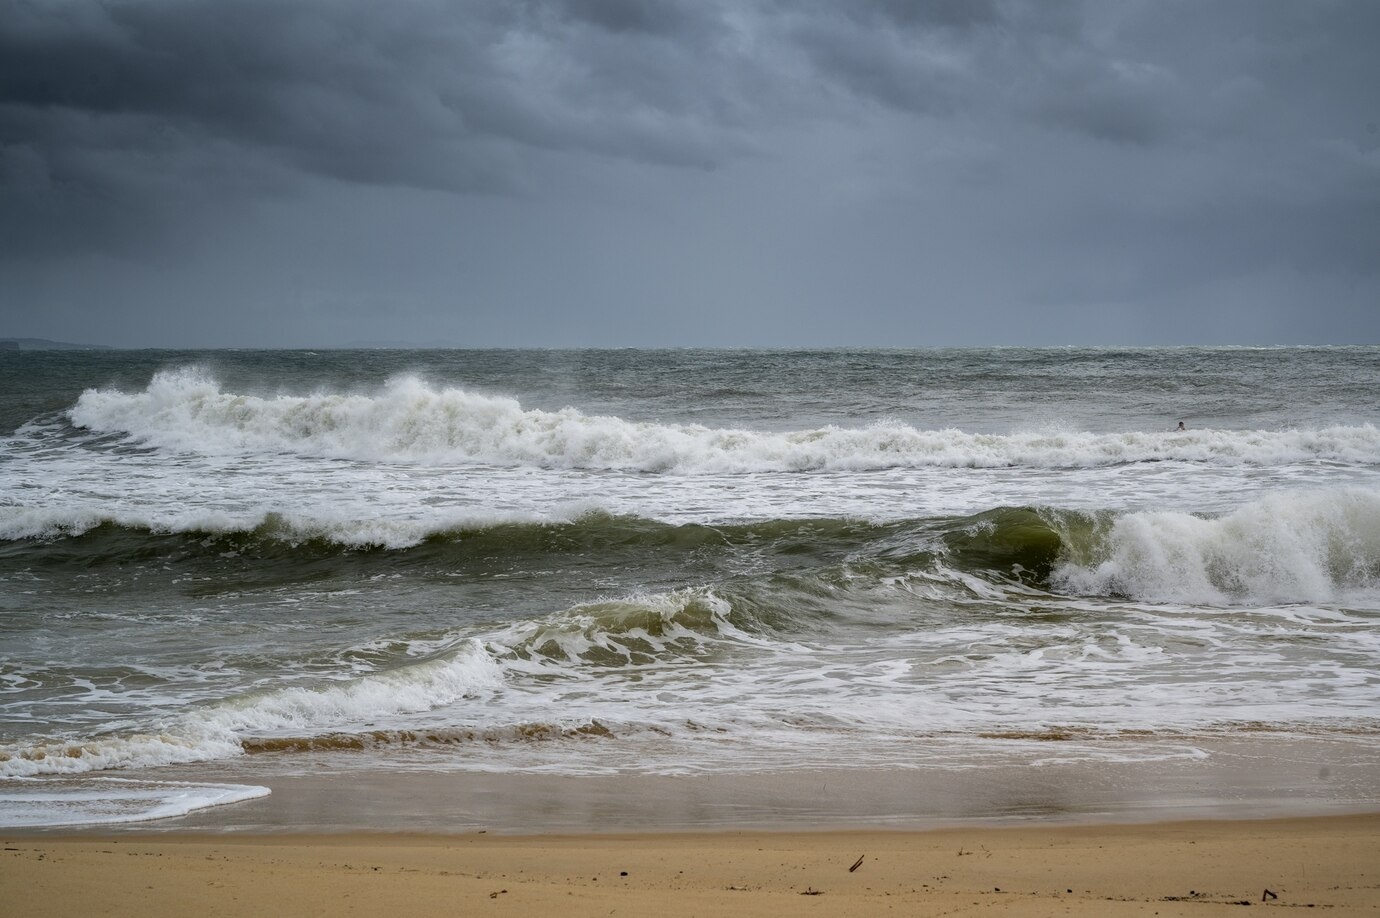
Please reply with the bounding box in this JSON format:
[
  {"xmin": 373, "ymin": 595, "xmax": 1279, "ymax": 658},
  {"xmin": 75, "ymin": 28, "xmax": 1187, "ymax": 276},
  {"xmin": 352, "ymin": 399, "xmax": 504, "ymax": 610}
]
[
  {"xmin": 1052, "ymin": 487, "xmax": 1380, "ymax": 604},
  {"xmin": 68, "ymin": 368, "xmax": 1380, "ymax": 471},
  {"xmin": 7, "ymin": 492, "xmax": 1380, "ymax": 608},
  {"xmin": 0, "ymin": 640, "xmax": 504, "ymax": 777}
]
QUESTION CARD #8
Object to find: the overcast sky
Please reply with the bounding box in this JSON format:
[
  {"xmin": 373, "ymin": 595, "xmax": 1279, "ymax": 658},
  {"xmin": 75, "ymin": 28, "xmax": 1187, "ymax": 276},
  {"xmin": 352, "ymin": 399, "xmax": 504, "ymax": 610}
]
[{"xmin": 2, "ymin": 0, "xmax": 1377, "ymax": 347}]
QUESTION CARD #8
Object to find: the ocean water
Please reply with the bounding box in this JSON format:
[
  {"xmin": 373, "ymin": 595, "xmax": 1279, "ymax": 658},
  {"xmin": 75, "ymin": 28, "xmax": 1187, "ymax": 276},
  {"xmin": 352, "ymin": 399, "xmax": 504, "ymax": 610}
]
[{"xmin": 2, "ymin": 347, "xmax": 1379, "ymax": 827}]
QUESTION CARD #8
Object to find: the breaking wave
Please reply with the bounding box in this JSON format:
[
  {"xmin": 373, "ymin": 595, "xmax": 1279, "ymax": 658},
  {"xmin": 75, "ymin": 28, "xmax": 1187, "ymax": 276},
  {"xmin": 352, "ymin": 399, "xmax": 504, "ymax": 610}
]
[
  {"xmin": 4, "ymin": 489, "xmax": 1379, "ymax": 780},
  {"xmin": 68, "ymin": 369, "xmax": 1380, "ymax": 471},
  {"xmin": 0, "ymin": 640, "xmax": 504, "ymax": 778},
  {"xmin": 0, "ymin": 589, "xmax": 753, "ymax": 780},
  {"xmin": 0, "ymin": 504, "xmax": 566, "ymax": 549},
  {"xmin": 5, "ymin": 490, "xmax": 1380, "ymax": 607},
  {"xmin": 1052, "ymin": 487, "xmax": 1380, "ymax": 604}
]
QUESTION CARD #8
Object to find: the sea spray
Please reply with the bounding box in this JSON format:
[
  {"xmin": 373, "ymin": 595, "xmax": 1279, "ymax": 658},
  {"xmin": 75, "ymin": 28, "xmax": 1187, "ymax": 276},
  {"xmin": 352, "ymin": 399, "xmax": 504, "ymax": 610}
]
[
  {"xmin": 69, "ymin": 369, "xmax": 1380, "ymax": 471},
  {"xmin": 7, "ymin": 495, "xmax": 1380, "ymax": 608},
  {"xmin": 1051, "ymin": 487, "xmax": 1380, "ymax": 604}
]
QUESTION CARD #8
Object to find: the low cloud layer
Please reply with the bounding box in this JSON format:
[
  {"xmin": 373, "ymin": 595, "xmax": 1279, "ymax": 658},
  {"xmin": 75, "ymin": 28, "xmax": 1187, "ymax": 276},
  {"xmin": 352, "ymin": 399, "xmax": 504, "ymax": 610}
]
[{"xmin": 2, "ymin": 0, "xmax": 1377, "ymax": 345}]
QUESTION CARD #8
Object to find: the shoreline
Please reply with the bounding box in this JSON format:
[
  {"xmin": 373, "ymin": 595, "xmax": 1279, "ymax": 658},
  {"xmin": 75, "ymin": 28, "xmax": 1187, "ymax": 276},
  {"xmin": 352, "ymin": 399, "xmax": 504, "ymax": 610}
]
[
  {"xmin": 8, "ymin": 731, "xmax": 1378, "ymax": 836},
  {"xmin": 6, "ymin": 814, "xmax": 1379, "ymax": 916},
  {"xmin": 8, "ymin": 737, "xmax": 1379, "ymax": 914}
]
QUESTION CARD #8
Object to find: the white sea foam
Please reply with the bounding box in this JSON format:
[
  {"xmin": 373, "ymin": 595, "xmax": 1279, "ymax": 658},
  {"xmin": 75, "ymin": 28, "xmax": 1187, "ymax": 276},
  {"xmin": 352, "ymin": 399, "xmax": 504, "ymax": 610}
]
[
  {"xmin": 0, "ymin": 732, "xmax": 246, "ymax": 779},
  {"xmin": 489, "ymin": 589, "xmax": 738, "ymax": 665},
  {"xmin": 1052, "ymin": 487, "xmax": 1380, "ymax": 604},
  {"xmin": 0, "ymin": 641, "xmax": 505, "ymax": 777},
  {"xmin": 0, "ymin": 504, "xmax": 570, "ymax": 547},
  {"xmin": 200, "ymin": 640, "xmax": 503, "ymax": 735},
  {"xmin": 0, "ymin": 777, "xmax": 269, "ymax": 827},
  {"xmin": 69, "ymin": 369, "xmax": 1380, "ymax": 472},
  {"xmin": 3, "ymin": 582, "xmax": 1377, "ymax": 781}
]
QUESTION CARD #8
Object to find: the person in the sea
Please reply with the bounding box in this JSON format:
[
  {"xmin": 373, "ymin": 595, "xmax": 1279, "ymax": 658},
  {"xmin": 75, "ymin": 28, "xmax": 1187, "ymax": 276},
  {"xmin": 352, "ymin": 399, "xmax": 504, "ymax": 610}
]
[{"xmin": 1176, "ymin": 421, "xmax": 1186, "ymax": 431}]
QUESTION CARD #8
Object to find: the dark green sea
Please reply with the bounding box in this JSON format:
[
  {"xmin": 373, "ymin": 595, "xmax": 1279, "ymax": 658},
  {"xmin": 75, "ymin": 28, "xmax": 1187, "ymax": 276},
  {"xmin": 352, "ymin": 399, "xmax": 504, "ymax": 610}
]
[{"xmin": 2, "ymin": 347, "xmax": 1379, "ymax": 827}]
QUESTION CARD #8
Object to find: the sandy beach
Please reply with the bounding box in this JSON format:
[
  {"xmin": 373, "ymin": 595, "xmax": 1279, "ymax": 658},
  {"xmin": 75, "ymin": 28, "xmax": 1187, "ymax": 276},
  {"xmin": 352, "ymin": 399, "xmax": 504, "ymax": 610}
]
[{"xmin": 5, "ymin": 814, "xmax": 1379, "ymax": 917}]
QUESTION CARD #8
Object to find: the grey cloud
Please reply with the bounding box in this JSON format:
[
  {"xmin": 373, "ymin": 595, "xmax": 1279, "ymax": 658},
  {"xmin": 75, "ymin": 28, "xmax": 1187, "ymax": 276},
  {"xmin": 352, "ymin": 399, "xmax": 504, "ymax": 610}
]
[
  {"xmin": 7, "ymin": 0, "xmax": 1375, "ymax": 191},
  {"xmin": 1023, "ymin": 58, "xmax": 1177, "ymax": 146},
  {"xmin": 1, "ymin": 0, "xmax": 1149, "ymax": 208},
  {"xmin": 788, "ymin": 15, "xmax": 968, "ymax": 116},
  {"xmin": 0, "ymin": 1, "xmax": 752, "ymax": 197},
  {"xmin": 2, "ymin": 0, "xmax": 1377, "ymax": 349},
  {"xmin": 1025, "ymin": 0, "xmax": 1380, "ymax": 148},
  {"xmin": 0, "ymin": 0, "xmax": 769, "ymax": 259},
  {"xmin": 853, "ymin": 0, "xmax": 1001, "ymax": 30},
  {"xmin": 553, "ymin": 0, "xmax": 717, "ymax": 37},
  {"xmin": 773, "ymin": 1, "xmax": 1181, "ymax": 144}
]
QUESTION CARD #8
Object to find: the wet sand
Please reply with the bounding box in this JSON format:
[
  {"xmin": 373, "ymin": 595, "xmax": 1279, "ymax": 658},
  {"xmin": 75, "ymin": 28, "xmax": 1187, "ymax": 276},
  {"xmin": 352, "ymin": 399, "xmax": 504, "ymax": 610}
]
[
  {"xmin": 6, "ymin": 738, "xmax": 1379, "ymax": 915},
  {"xmin": 40, "ymin": 732, "xmax": 1379, "ymax": 835},
  {"xmin": 5, "ymin": 814, "xmax": 1379, "ymax": 917}
]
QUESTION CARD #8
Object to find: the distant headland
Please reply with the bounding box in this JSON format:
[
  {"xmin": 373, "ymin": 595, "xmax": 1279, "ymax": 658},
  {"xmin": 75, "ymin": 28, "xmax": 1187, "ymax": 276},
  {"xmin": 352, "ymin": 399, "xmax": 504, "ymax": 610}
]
[{"xmin": 0, "ymin": 338, "xmax": 112, "ymax": 350}]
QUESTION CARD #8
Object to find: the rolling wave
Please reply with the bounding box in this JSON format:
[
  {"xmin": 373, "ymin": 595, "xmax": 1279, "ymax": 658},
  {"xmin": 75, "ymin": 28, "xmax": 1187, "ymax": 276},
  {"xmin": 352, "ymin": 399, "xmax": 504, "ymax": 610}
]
[
  {"xmin": 0, "ymin": 641, "xmax": 504, "ymax": 777},
  {"xmin": 0, "ymin": 598, "xmax": 727, "ymax": 778},
  {"xmin": 67, "ymin": 368, "xmax": 1380, "ymax": 471},
  {"xmin": 4, "ymin": 490, "xmax": 1379, "ymax": 606},
  {"xmin": 4, "ymin": 487, "xmax": 1379, "ymax": 781}
]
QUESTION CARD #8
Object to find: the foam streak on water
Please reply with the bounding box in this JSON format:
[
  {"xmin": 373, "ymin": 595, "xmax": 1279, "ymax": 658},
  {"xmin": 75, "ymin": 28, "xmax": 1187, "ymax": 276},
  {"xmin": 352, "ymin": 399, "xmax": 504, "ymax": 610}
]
[{"xmin": 0, "ymin": 777, "xmax": 269, "ymax": 827}]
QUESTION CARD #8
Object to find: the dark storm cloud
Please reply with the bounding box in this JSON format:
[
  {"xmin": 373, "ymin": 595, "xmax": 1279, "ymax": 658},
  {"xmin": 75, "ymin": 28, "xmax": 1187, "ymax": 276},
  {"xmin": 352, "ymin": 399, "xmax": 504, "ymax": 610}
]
[
  {"xmin": 1, "ymin": 0, "xmax": 794, "ymax": 173},
  {"xmin": 0, "ymin": 0, "xmax": 755, "ymax": 255},
  {"xmin": 850, "ymin": 0, "xmax": 1003, "ymax": 30},
  {"xmin": 555, "ymin": 0, "xmax": 713, "ymax": 37},
  {"xmin": 1, "ymin": 0, "xmax": 1377, "ymax": 345},
  {"xmin": 7, "ymin": 0, "xmax": 1369, "ymax": 222},
  {"xmin": 0, "ymin": 1, "xmax": 1135, "ymax": 204}
]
